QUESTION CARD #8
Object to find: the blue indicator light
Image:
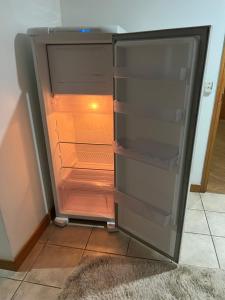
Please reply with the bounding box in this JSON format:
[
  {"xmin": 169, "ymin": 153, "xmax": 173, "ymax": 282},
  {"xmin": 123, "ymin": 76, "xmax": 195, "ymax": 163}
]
[{"xmin": 79, "ymin": 28, "xmax": 91, "ymax": 33}]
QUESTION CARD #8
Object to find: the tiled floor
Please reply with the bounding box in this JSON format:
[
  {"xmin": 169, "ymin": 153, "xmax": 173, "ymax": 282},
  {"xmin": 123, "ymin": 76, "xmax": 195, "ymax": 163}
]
[
  {"xmin": 180, "ymin": 191, "xmax": 225, "ymax": 269},
  {"xmin": 1, "ymin": 192, "xmax": 225, "ymax": 298},
  {"xmin": 0, "ymin": 223, "xmax": 170, "ymax": 299}
]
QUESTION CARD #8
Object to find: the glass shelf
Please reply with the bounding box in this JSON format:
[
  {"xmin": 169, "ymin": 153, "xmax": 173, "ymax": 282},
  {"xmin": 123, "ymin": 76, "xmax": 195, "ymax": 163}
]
[
  {"xmin": 58, "ymin": 142, "xmax": 114, "ymax": 170},
  {"xmin": 60, "ymin": 167, "xmax": 114, "ymax": 192}
]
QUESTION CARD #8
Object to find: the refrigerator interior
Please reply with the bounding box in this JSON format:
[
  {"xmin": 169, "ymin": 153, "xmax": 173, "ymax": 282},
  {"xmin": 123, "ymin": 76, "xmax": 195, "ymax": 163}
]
[
  {"xmin": 43, "ymin": 34, "xmax": 198, "ymax": 234},
  {"xmin": 48, "ymin": 94, "xmax": 114, "ymax": 219}
]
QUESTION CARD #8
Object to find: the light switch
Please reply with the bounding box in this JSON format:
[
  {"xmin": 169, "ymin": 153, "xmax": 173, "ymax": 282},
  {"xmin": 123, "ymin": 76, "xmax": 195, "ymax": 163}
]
[{"xmin": 204, "ymin": 81, "xmax": 213, "ymax": 95}]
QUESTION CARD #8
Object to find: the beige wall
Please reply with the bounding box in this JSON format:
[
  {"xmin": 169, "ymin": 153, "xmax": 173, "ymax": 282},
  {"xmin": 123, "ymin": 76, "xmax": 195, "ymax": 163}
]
[{"xmin": 0, "ymin": 0, "xmax": 61, "ymax": 260}]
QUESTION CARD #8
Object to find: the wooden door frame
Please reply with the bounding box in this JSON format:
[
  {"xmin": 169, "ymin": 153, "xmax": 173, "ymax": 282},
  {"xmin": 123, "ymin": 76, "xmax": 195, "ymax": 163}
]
[{"xmin": 193, "ymin": 44, "xmax": 225, "ymax": 193}]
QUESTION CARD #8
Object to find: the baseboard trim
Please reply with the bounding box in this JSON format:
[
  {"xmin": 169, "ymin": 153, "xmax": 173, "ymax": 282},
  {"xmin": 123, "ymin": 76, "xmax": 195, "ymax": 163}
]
[
  {"xmin": 0, "ymin": 213, "xmax": 50, "ymax": 271},
  {"xmin": 190, "ymin": 184, "xmax": 202, "ymax": 192}
]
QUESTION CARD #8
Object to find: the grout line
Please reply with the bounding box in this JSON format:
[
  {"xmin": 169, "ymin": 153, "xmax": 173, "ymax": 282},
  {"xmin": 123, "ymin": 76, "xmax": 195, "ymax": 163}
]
[
  {"xmin": 183, "ymin": 231, "xmax": 211, "ymax": 236},
  {"xmin": 11, "ymin": 280, "xmax": 23, "ymax": 299},
  {"xmin": 80, "ymin": 248, "xmax": 169, "ymax": 263},
  {"xmin": 211, "ymin": 234, "xmax": 225, "ymax": 238},
  {"xmin": 125, "ymin": 238, "xmax": 131, "ymax": 256},
  {"xmin": 204, "ymin": 209, "xmax": 225, "ymax": 214},
  {"xmin": 84, "ymin": 227, "xmax": 93, "ymax": 250},
  {"xmin": 200, "ymin": 194, "xmax": 221, "ymax": 269},
  {"xmin": 187, "ymin": 208, "xmax": 204, "ymax": 211},
  {"xmin": 81, "ymin": 227, "xmax": 94, "ymax": 258},
  {"xmin": 23, "ymin": 279, "xmax": 62, "ymax": 289},
  {"xmin": 0, "ymin": 276, "xmax": 22, "ymax": 282},
  {"xmin": 199, "ymin": 193, "xmax": 205, "ymax": 212},
  {"xmin": 47, "ymin": 241, "xmax": 87, "ymax": 251}
]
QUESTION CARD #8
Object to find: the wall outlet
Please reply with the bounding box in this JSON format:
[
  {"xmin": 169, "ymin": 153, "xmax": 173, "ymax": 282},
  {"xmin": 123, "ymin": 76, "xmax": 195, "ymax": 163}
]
[{"xmin": 204, "ymin": 81, "xmax": 213, "ymax": 95}]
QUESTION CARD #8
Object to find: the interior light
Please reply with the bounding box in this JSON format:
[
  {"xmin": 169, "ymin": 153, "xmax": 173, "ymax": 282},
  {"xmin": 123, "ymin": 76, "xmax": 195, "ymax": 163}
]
[{"xmin": 90, "ymin": 102, "xmax": 99, "ymax": 110}]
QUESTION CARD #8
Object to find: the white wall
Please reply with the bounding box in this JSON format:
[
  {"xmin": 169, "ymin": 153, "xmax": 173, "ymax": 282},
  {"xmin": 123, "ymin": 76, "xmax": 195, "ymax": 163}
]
[
  {"xmin": 0, "ymin": 213, "xmax": 12, "ymax": 260},
  {"xmin": 61, "ymin": 0, "xmax": 225, "ymax": 184},
  {"xmin": 0, "ymin": 0, "xmax": 61, "ymax": 260}
]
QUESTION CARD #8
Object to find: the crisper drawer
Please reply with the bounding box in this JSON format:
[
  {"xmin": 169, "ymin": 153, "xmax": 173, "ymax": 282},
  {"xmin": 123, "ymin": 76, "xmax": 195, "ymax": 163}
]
[
  {"xmin": 58, "ymin": 168, "xmax": 115, "ymax": 220},
  {"xmin": 47, "ymin": 44, "xmax": 113, "ymax": 94}
]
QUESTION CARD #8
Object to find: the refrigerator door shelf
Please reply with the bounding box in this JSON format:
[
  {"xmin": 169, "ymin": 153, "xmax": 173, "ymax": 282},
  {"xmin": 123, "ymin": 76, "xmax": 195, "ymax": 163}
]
[
  {"xmin": 115, "ymin": 191, "xmax": 172, "ymax": 227},
  {"xmin": 114, "ymin": 140, "xmax": 178, "ymax": 171},
  {"xmin": 114, "ymin": 78, "xmax": 187, "ymax": 111},
  {"xmin": 114, "ymin": 67, "xmax": 189, "ymax": 81},
  {"xmin": 114, "ymin": 100, "xmax": 184, "ymax": 123}
]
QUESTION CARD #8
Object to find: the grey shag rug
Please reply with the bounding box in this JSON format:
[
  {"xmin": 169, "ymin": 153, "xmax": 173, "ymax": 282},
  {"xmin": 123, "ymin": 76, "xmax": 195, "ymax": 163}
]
[{"xmin": 59, "ymin": 256, "xmax": 225, "ymax": 300}]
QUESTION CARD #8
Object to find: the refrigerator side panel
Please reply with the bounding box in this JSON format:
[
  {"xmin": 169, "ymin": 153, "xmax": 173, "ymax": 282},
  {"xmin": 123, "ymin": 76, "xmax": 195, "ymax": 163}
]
[{"xmin": 30, "ymin": 38, "xmax": 61, "ymax": 215}]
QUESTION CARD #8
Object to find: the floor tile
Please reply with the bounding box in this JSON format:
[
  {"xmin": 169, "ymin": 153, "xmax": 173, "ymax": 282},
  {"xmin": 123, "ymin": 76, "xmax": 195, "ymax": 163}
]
[
  {"xmin": 179, "ymin": 233, "xmax": 219, "ymax": 268},
  {"xmin": 184, "ymin": 210, "xmax": 210, "ymax": 235},
  {"xmin": 25, "ymin": 244, "xmax": 83, "ymax": 288},
  {"xmin": 0, "ymin": 278, "xmax": 20, "ymax": 300},
  {"xmin": 13, "ymin": 282, "xmax": 60, "ymax": 300},
  {"xmin": 205, "ymin": 211, "xmax": 225, "ymax": 237},
  {"xmin": 201, "ymin": 193, "xmax": 225, "ymax": 212},
  {"xmin": 127, "ymin": 238, "xmax": 169, "ymax": 261},
  {"xmin": 39, "ymin": 224, "xmax": 55, "ymax": 243},
  {"xmin": 48, "ymin": 225, "xmax": 92, "ymax": 249},
  {"xmin": 86, "ymin": 228, "xmax": 129, "ymax": 255},
  {"xmin": 213, "ymin": 236, "xmax": 225, "ymax": 270},
  {"xmin": 186, "ymin": 192, "xmax": 203, "ymax": 210},
  {"xmin": 0, "ymin": 242, "xmax": 44, "ymax": 281}
]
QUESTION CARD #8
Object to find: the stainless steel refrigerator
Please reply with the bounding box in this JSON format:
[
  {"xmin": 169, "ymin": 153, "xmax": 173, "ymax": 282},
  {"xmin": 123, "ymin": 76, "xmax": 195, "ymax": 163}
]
[{"xmin": 29, "ymin": 26, "xmax": 209, "ymax": 262}]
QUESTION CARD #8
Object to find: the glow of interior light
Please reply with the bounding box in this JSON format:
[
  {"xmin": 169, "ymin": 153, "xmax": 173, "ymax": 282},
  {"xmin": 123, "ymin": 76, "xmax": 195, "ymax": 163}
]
[{"xmin": 90, "ymin": 102, "xmax": 99, "ymax": 110}]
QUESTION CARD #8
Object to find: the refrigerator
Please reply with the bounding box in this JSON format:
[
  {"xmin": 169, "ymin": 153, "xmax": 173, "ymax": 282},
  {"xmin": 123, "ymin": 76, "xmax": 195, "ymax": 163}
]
[{"xmin": 29, "ymin": 26, "xmax": 209, "ymax": 262}]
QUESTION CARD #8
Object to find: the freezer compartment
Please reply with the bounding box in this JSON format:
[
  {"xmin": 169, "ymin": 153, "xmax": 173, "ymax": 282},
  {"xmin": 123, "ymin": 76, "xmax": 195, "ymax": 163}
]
[
  {"xmin": 59, "ymin": 168, "xmax": 114, "ymax": 219},
  {"xmin": 47, "ymin": 44, "xmax": 113, "ymax": 95}
]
